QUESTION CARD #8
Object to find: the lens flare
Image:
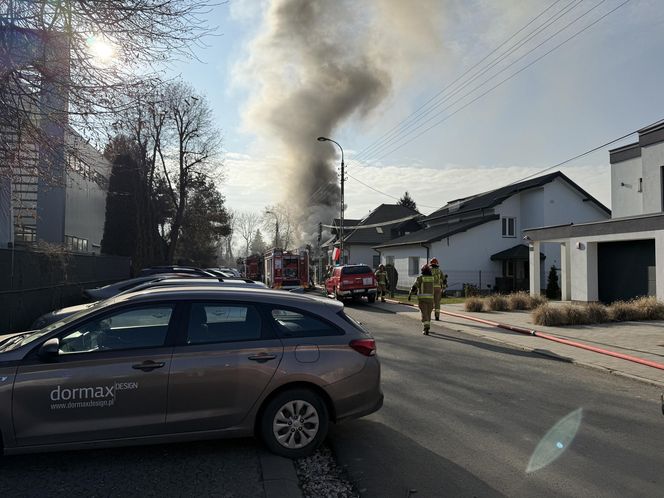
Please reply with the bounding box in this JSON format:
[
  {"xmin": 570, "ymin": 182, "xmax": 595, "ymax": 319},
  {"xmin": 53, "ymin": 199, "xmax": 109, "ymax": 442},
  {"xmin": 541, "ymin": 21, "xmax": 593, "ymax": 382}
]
[{"xmin": 526, "ymin": 408, "xmax": 583, "ymax": 473}]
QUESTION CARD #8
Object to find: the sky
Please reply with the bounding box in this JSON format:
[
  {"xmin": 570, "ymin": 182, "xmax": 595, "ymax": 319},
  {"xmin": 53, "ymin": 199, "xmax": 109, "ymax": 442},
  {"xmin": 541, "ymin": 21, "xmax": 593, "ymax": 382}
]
[{"xmin": 164, "ymin": 0, "xmax": 664, "ymax": 221}]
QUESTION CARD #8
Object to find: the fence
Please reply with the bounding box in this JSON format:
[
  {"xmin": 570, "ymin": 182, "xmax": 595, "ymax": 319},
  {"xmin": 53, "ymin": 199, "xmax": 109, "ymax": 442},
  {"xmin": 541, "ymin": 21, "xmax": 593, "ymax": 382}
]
[
  {"xmin": 0, "ymin": 247, "xmax": 130, "ymax": 333},
  {"xmin": 395, "ymin": 269, "xmax": 502, "ymax": 294}
]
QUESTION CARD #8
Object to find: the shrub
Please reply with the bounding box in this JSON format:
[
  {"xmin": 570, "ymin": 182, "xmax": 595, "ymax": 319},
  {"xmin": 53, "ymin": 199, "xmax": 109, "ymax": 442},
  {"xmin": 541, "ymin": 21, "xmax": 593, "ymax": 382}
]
[
  {"xmin": 530, "ymin": 294, "xmax": 548, "ymax": 308},
  {"xmin": 507, "ymin": 291, "xmax": 531, "ymax": 310},
  {"xmin": 485, "ymin": 294, "xmax": 509, "ymax": 311},
  {"xmin": 608, "ymin": 300, "xmax": 641, "ymax": 322},
  {"xmin": 545, "ymin": 266, "xmax": 561, "ymax": 299},
  {"xmin": 585, "ymin": 302, "xmax": 610, "ymax": 323},
  {"xmin": 561, "ymin": 304, "xmax": 591, "ymax": 325},
  {"xmin": 631, "ymin": 296, "xmax": 664, "ymax": 321},
  {"xmin": 532, "ymin": 304, "xmax": 566, "ymax": 326},
  {"xmin": 463, "ymin": 283, "xmax": 480, "ymax": 297},
  {"xmin": 464, "ymin": 297, "xmax": 484, "ymax": 312}
]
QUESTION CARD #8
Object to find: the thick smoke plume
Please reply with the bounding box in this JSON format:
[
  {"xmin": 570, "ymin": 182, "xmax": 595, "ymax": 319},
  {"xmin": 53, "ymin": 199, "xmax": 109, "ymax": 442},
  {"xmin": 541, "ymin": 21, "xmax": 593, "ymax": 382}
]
[{"xmin": 237, "ymin": 0, "xmax": 443, "ymax": 245}]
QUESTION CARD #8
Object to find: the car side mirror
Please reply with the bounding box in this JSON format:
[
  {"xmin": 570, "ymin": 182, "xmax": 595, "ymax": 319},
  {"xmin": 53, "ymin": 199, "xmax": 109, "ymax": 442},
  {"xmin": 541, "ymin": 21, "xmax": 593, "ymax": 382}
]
[{"xmin": 38, "ymin": 338, "xmax": 60, "ymax": 361}]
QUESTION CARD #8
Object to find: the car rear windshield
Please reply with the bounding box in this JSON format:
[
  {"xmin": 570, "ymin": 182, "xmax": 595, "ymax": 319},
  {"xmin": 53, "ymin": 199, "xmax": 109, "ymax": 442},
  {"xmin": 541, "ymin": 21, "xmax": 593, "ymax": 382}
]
[{"xmin": 341, "ymin": 266, "xmax": 372, "ymax": 275}]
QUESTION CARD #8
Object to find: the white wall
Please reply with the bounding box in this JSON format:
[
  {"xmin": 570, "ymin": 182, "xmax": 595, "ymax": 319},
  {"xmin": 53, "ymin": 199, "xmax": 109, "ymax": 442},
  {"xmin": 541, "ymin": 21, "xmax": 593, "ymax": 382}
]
[
  {"xmin": 380, "ymin": 245, "xmax": 428, "ymax": 290},
  {"xmin": 642, "ymin": 142, "xmax": 664, "ymax": 215},
  {"xmin": 429, "ymin": 220, "xmax": 503, "ymax": 291},
  {"xmin": 611, "ymin": 155, "xmax": 643, "ymax": 218},
  {"xmin": 347, "ymin": 244, "xmax": 378, "ymax": 267}
]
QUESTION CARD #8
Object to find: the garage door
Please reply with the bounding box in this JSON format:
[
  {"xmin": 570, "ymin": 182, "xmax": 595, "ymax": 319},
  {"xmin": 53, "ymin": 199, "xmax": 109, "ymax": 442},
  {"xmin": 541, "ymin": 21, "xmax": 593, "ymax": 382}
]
[{"xmin": 597, "ymin": 239, "xmax": 655, "ymax": 303}]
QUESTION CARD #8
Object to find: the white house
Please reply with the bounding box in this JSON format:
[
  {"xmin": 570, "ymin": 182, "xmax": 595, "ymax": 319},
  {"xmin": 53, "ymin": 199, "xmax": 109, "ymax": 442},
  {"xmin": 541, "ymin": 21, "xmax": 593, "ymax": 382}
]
[
  {"xmin": 374, "ymin": 172, "xmax": 610, "ymax": 292},
  {"xmin": 525, "ymin": 120, "xmax": 664, "ymax": 303}
]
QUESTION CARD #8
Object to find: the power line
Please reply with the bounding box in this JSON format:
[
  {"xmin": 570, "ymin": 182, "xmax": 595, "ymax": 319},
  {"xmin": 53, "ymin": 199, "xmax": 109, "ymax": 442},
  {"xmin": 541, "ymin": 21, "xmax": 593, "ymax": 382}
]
[
  {"xmin": 368, "ymin": 0, "xmax": 631, "ymax": 163},
  {"xmin": 506, "ymin": 130, "xmax": 638, "ymax": 185},
  {"xmin": 351, "ymin": 0, "xmax": 577, "ymax": 164},
  {"xmin": 346, "ymin": 173, "xmax": 440, "ymax": 209}
]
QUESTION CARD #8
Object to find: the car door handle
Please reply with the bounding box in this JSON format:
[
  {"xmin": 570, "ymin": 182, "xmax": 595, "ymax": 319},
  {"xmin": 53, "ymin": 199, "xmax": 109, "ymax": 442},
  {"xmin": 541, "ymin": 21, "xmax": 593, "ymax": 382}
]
[
  {"xmin": 132, "ymin": 361, "xmax": 165, "ymax": 372},
  {"xmin": 248, "ymin": 354, "xmax": 277, "ymax": 363}
]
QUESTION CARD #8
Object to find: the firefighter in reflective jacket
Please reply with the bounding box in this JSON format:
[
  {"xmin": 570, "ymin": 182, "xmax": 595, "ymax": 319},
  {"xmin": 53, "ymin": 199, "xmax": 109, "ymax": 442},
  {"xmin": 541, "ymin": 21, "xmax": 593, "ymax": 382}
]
[
  {"xmin": 409, "ymin": 264, "xmax": 435, "ymax": 335},
  {"xmin": 430, "ymin": 258, "xmax": 445, "ymax": 321},
  {"xmin": 375, "ymin": 264, "xmax": 389, "ymax": 302}
]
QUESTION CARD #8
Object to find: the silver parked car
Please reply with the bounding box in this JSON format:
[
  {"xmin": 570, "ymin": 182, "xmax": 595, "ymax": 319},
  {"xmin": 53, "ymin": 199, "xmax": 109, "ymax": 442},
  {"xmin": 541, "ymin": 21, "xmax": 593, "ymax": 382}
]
[
  {"xmin": 0, "ymin": 286, "xmax": 382, "ymax": 458},
  {"xmin": 33, "ymin": 277, "xmax": 268, "ymax": 329}
]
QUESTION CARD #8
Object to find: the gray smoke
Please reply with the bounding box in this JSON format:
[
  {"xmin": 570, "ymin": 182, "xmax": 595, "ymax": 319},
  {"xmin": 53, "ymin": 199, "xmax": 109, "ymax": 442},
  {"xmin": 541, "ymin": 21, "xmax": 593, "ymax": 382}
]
[{"xmin": 237, "ymin": 0, "xmax": 443, "ymax": 244}]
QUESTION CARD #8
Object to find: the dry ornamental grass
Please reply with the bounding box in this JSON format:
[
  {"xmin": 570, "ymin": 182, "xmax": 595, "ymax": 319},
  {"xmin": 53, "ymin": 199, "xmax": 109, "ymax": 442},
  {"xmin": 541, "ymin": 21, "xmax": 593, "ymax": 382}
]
[
  {"xmin": 464, "ymin": 297, "xmax": 484, "ymax": 312},
  {"xmin": 532, "ymin": 304, "xmax": 566, "ymax": 326},
  {"xmin": 507, "ymin": 291, "xmax": 531, "ymax": 310},
  {"xmin": 485, "ymin": 295, "xmax": 509, "ymax": 311}
]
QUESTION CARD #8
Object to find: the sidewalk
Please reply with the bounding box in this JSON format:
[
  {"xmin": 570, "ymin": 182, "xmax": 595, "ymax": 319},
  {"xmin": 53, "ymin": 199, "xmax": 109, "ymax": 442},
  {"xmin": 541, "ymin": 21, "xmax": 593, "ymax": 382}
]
[{"xmin": 382, "ymin": 300, "xmax": 664, "ymax": 387}]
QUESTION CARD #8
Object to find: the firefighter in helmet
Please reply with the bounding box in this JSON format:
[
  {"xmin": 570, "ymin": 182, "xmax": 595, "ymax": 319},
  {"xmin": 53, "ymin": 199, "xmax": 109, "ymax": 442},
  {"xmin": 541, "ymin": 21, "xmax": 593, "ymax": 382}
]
[
  {"xmin": 409, "ymin": 264, "xmax": 435, "ymax": 335},
  {"xmin": 430, "ymin": 257, "xmax": 445, "ymax": 321},
  {"xmin": 375, "ymin": 264, "xmax": 389, "ymax": 302}
]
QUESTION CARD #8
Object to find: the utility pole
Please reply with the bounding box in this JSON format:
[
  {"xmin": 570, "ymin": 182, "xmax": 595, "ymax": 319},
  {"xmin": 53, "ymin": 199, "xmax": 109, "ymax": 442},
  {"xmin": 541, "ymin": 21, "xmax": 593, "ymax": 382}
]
[{"xmin": 317, "ymin": 136, "xmax": 345, "ymax": 265}]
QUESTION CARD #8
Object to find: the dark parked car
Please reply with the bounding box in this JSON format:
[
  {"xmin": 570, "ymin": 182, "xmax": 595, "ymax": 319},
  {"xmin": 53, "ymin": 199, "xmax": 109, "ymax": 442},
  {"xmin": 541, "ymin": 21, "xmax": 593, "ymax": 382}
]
[
  {"xmin": 0, "ymin": 286, "xmax": 382, "ymax": 458},
  {"xmin": 83, "ymin": 274, "xmax": 203, "ymax": 301},
  {"xmin": 139, "ymin": 266, "xmax": 216, "ymax": 278},
  {"xmin": 33, "ymin": 277, "xmax": 268, "ymax": 329}
]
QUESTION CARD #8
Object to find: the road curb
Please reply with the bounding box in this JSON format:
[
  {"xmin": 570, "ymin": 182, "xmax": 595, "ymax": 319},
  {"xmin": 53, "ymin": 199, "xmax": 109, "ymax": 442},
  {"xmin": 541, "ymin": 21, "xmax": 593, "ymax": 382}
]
[
  {"xmin": 382, "ymin": 299, "xmax": 664, "ymax": 389},
  {"xmin": 260, "ymin": 452, "xmax": 302, "ymax": 498}
]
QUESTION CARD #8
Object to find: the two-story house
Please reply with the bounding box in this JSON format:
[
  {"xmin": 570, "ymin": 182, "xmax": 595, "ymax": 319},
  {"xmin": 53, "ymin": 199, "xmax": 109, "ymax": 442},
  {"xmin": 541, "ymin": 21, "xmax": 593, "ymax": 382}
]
[
  {"xmin": 524, "ymin": 120, "xmax": 664, "ymax": 303},
  {"xmin": 374, "ymin": 172, "xmax": 610, "ymax": 292}
]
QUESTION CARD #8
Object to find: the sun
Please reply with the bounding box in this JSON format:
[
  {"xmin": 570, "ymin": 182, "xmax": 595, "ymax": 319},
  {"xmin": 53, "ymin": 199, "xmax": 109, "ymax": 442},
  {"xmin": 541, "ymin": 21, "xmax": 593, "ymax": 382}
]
[{"xmin": 86, "ymin": 35, "xmax": 116, "ymax": 65}]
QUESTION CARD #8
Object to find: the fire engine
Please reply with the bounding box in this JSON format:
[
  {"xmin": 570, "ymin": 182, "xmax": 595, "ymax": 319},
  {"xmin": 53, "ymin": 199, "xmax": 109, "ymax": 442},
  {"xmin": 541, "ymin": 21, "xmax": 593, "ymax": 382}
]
[
  {"xmin": 264, "ymin": 248, "xmax": 310, "ymax": 289},
  {"xmin": 244, "ymin": 254, "xmax": 263, "ymax": 281}
]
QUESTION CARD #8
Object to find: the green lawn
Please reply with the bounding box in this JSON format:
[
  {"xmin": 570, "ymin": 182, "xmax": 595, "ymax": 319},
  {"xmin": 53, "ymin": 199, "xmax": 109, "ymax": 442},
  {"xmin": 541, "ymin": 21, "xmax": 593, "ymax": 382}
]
[{"xmin": 389, "ymin": 294, "xmax": 466, "ymax": 305}]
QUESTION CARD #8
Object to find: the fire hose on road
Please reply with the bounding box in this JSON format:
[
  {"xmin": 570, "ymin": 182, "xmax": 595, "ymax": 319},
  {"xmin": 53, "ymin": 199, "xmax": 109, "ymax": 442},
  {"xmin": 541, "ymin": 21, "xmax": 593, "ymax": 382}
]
[{"xmin": 438, "ymin": 308, "xmax": 664, "ymax": 371}]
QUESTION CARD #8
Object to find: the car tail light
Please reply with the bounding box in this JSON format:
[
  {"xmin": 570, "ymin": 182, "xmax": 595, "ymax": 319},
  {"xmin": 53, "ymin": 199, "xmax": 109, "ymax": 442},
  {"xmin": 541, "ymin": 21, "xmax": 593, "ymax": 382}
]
[{"xmin": 349, "ymin": 339, "xmax": 376, "ymax": 357}]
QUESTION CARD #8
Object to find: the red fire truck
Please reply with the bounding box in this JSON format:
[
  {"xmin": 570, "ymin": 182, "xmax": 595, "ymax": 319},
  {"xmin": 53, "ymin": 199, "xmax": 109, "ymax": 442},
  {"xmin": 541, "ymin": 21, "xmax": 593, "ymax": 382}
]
[
  {"xmin": 244, "ymin": 254, "xmax": 263, "ymax": 281},
  {"xmin": 264, "ymin": 248, "xmax": 310, "ymax": 290}
]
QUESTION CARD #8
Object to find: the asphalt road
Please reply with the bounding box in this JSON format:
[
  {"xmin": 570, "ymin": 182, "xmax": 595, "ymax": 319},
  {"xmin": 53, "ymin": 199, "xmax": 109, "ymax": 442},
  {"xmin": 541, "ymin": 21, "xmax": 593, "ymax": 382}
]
[
  {"xmin": 0, "ymin": 438, "xmax": 265, "ymax": 497},
  {"xmin": 334, "ymin": 301, "xmax": 664, "ymax": 498}
]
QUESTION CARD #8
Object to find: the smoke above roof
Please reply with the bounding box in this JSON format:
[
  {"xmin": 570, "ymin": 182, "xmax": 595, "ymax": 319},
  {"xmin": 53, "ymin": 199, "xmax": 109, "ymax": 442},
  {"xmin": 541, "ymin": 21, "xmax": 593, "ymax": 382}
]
[{"xmin": 235, "ymin": 0, "xmax": 443, "ymax": 244}]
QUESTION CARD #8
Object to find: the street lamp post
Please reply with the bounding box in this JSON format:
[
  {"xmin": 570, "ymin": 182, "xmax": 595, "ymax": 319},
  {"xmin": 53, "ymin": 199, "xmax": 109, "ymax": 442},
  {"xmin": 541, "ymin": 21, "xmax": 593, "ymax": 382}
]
[
  {"xmin": 317, "ymin": 136, "xmax": 344, "ymax": 265},
  {"xmin": 265, "ymin": 210, "xmax": 280, "ymax": 249}
]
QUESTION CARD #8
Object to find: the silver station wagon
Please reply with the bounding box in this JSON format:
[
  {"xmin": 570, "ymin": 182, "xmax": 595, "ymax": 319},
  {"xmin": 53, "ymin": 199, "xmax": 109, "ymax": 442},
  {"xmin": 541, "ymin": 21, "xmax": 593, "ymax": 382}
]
[{"xmin": 0, "ymin": 287, "xmax": 382, "ymax": 458}]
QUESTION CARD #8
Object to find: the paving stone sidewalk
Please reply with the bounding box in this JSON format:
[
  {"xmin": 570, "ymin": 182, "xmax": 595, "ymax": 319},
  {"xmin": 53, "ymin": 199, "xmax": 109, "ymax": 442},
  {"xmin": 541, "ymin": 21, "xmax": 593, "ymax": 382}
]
[{"xmin": 382, "ymin": 300, "xmax": 664, "ymax": 387}]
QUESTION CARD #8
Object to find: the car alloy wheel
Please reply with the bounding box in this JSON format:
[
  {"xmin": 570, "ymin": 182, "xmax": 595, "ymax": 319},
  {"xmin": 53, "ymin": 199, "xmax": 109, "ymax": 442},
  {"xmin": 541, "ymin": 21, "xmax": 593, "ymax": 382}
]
[
  {"xmin": 272, "ymin": 400, "xmax": 320, "ymax": 449},
  {"xmin": 261, "ymin": 388, "xmax": 328, "ymax": 458}
]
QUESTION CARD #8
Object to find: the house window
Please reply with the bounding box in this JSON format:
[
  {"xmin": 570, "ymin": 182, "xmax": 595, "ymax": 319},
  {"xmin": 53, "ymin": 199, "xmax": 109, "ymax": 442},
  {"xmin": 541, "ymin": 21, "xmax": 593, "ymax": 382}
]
[
  {"xmin": 408, "ymin": 257, "xmax": 420, "ymax": 276},
  {"xmin": 502, "ymin": 217, "xmax": 516, "ymax": 238},
  {"xmin": 372, "ymin": 255, "xmax": 380, "ymax": 268},
  {"xmin": 503, "ymin": 260, "xmax": 515, "ymax": 277}
]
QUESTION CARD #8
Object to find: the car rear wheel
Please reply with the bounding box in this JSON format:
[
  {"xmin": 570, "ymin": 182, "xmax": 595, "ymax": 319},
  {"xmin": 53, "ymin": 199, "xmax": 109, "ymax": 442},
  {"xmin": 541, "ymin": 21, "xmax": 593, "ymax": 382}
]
[
  {"xmin": 260, "ymin": 389, "xmax": 329, "ymax": 458},
  {"xmin": 367, "ymin": 294, "xmax": 376, "ymax": 303},
  {"xmin": 335, "ymin": 288, "xmax": 344, "ymax": 301}
]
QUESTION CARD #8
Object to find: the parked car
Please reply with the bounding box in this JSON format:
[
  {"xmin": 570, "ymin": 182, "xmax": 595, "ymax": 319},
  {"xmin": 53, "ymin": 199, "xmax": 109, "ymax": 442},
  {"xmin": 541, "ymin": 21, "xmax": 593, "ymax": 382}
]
[
  {"xmin": 325, "ymin": 265, "xmax": 378, "ymax": 303},
  {"xmin": 139, "ymin": 266, "xmax": 216, "ymax": 278},
  {"xmin": 0, "ymin": 286, "xmax": 382, "ymax": 458},
  {"xmin": 33, "ymin": 277, "xmax": 268, "ymax": 329},
  {"xmin": 207, "ymin": 267, "xmax": 242, "ymax": 278},
  {"xmin": 83, "ymin": 273, "xmax": 204, "ymax": 301}
]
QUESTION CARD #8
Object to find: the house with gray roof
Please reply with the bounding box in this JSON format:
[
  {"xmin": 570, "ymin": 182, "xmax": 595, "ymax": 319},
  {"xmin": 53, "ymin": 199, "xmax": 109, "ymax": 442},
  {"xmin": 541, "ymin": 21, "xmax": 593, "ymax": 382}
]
[
  {"xmin": 322, "ymin": 205, "xmax": 421, "ymax": 267},
  {"xmin": 374, "ymin": 171, "xmax": 610, "ymax": 292}
]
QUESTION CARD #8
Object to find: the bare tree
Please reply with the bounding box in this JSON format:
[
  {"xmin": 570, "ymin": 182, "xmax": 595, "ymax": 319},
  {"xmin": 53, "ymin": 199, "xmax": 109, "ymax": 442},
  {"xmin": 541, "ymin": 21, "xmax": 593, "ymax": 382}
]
[
  {"xmin": 263, "ymin": 203, "xmax": 298, "ymax": 250},
  {"xmin": 1, "ymin": 0, "xmax": 217, "ymax": 183},
  {"xmin": 236, "ymin": 211, "xmax": 261, "ymax": 257},
  {"xmin": 154, "ymin": 81, "xmax": 222, "ymax": 263}
]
